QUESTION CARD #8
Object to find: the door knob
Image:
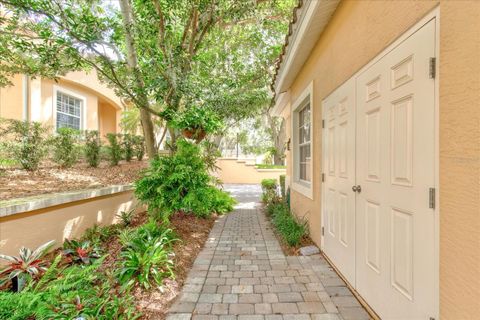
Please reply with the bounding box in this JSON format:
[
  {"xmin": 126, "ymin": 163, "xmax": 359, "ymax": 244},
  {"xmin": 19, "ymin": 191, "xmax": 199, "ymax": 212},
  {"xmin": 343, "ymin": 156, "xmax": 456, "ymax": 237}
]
[
  {"xmin": 352, "ymin": 185, "xmax": 362, "ymax": 193},
  {"xmin": 352, "ymin": 185, "xmax": 358, "ymax": 192}
]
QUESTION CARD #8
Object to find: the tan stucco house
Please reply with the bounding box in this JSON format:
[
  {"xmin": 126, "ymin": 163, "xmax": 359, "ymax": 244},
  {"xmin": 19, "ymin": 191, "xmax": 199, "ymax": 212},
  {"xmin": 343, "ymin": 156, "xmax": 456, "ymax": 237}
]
[
  {"xmin": 0, "ymin": 70, "xmax": 122, "ymax": 135},
  {"xmin": 271, "ymin": 1, "xmax": 479, "ymax": 319}
]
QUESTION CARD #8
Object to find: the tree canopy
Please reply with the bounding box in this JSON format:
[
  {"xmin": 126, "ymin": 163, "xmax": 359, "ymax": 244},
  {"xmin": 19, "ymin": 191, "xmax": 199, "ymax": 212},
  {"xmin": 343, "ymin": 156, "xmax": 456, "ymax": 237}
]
[{"xmin": 0, "ymin": 0, "xmax": 294, "ymax": 155}]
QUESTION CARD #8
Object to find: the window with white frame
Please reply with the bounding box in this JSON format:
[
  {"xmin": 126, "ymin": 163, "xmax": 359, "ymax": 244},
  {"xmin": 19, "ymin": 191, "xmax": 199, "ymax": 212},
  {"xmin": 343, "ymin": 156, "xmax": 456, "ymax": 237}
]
[
  {"xmin": 298, "ymin": 102, "xmax": 311, "ymax": 182},
  {"xmin": 56, "ymin": 91, "xmax": 82, "ymax": 131}
]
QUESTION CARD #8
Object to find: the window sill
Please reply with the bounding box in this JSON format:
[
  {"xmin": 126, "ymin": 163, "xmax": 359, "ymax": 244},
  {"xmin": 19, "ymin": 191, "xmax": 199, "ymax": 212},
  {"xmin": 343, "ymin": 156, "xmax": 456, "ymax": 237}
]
[{"xmin": 291, "ymin": 181, "xmax": 313, "ymax": 200}]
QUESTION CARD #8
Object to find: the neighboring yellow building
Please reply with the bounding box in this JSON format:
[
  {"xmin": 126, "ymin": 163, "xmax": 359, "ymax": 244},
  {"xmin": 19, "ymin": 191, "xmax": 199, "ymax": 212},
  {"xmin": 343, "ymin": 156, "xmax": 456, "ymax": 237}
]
[
  {"xmin": 0, "ymin": 70, "xmax": 122, "ymax": 136},
  {"xmin": 271, "ymin": 1, "xmax": 479, "ymax": 320}
]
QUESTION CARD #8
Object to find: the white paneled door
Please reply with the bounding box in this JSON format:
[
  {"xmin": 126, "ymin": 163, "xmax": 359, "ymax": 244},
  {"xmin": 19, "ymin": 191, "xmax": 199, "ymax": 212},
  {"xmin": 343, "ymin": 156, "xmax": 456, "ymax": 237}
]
[
  {"xmin": 322, "ymin": 18, "xmax": 436, "ymax": 320},
  {"xmin": 322, "ymin": 79, "xmax": 356, "ymax": 285}
]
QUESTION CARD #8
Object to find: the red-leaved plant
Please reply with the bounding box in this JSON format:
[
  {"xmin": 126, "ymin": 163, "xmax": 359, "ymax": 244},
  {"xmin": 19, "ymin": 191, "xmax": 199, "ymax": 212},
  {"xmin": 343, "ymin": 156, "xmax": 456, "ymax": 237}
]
[
  {"xmin": 62, "ymin": 239, "xmax": 101, "ymax": 265},
  {"xmin": 0, "ymin": 240, "xmax": 55, "ymax": 292}
]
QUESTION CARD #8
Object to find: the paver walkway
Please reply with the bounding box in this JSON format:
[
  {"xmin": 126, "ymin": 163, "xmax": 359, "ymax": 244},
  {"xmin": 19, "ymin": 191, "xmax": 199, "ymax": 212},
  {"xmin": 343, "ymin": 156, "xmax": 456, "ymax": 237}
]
[{"xmin": 167, "ymin": 185, "xmax": 370, "ymax": 320}]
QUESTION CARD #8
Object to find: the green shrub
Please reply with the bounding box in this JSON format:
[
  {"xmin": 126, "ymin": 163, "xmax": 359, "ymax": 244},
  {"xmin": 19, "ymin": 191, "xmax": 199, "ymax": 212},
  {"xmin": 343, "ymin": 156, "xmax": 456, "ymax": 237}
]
[
  {"xmin": 51, "ymin": 127, "xmax": 79, "ymax": 167},
  {"xmin": 0, "ymin": 119, "xmax": 48, "ymax": 171},
  {"xmin": 267, "ymin": 202, "xmax": 307, "ymax": 246},
  {"xmin": 84, "ymin": 130, "xmax": 101, "ymax": 167},
  {"xmin": 279, "ymin": 175, "xmax": 286, "ymax": 199},
  {"xmin": 261, "ymin": 178, "xmax": 279, "ymax": 204},
  {"xmin": 0, "ymin": 255, "xmax": 141, "ymax": 319},
  {"xmin": 135, "ymin": 139, "xmax": 235, "ymax": 218},
  {"xmin": 118, "ymin": 221, "xmax": 176, "ymax": 289},
  {"xmin": 172, "ymin": 105, "xmax": 223, "ymax": 135},
  {"xmin": 132, "ymin": 135, "xmax": 145, "ymax": 160},
  {"xmin": 106, "ymin": 133, "xmax": 122, "ymax": 165},
  {"xmin": 122, "ymin": 133, "xmax": 134, "ymax": 162}
]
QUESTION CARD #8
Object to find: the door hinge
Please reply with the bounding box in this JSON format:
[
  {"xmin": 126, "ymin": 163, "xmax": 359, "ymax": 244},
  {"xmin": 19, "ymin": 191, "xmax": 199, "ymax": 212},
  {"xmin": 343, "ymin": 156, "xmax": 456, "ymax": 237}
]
[
  {"xmin": 322, "ymin": 119, "xmax": 325, "ymax": 129},
  {"xmin": 322, "ymin": 226, "xmax": 324, "ymax": 236},
  {"xmin": 429, "ymin": 57, "xmax": 436, "ymax": 79},
  {"xmin": 429, "ymin": 187, "xmax": 436, "ymax": 209},
  {"xmin": 321, "ymin": 173, "xmax": 325, "ymax": 182}
]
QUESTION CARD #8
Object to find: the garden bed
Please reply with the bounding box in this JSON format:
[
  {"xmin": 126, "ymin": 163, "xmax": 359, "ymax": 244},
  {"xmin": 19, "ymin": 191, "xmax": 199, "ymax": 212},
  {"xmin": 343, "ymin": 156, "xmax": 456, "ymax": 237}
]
[
  {"xmin": 0, "ymin": 160, "xmax": 148, "ymax": 201},
  {"xmin": 0, "ymin": 209, "xmax": 217, "ymax": 319},
  {"xmin": 271, "ymin": 221, "xmax": 315, "ymax": 256},
  {"xmin": 263, "ymin": 204, "xmax": 315, "ymax": 256},
  {"xmin": 137, "ymin": 212, "xmax": 215, "ymax": 319}
]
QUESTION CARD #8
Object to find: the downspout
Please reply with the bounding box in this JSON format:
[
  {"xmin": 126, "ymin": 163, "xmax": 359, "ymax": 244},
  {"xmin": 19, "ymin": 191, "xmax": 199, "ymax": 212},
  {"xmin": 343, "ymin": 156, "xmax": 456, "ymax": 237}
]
[{"xmin": 22, "ymin": 74, "xmax": 29, "ymax": 121}]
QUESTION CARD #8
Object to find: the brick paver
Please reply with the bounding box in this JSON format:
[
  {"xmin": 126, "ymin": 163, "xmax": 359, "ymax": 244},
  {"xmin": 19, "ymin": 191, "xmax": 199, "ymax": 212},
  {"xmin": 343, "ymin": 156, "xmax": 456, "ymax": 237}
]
[{"xmin": 167, "ymin": 193, "xmax": 370, "ymax": 320}]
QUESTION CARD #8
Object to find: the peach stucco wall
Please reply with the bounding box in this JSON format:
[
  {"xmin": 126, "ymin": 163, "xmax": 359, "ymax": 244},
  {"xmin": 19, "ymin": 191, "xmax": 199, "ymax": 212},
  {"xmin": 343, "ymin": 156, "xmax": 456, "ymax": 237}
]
[
  {"xmin": 214, "ymin": 159, "xmax": 286, "ymax": 184},
  {"xmin": 281, "ymin": 1, "xmax": 479, "ymax": 319},
  {"xmin": 0, "ymin": 71, "xmax": 120, "ymax": 134},
  {"xmin": 0, "ymin": 74, "xmax": 24, "ymax": 120},
  {"xmin": 0, "ymin": 190, "xmax": 140, "ymax": 257},
  {"xmin": 34, "ymin": 78, "xmax": 100, "ymax": 130},
  {"xmin": 98, "ymin": 102, "xmax": 117, "ymax": 137}
]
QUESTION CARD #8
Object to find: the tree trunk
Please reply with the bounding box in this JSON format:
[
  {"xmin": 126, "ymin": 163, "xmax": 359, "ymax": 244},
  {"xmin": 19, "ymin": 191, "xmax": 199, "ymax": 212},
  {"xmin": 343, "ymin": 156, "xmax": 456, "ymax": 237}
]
[
  {"xmin": 139, "ymin": 108, "xmax": 157, "ymax": 158},
  {"xmin": 119, "ymin": 0, "xmax": 157, "ymax": 158},
  {"xmin": 274, "ymin": 118, "xmax": 286, "ymax": 165},
  {"xmin": 267, "ymin": 113, "xmax": 286, "ymax": 165}
]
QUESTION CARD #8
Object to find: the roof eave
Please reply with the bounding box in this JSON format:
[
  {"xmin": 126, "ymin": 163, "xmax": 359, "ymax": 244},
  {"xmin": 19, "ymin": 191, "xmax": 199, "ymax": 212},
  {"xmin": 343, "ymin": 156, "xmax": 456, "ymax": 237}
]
[{"xmin": 272, "ymin": 0, "xmax": 340, "ymax": 100}]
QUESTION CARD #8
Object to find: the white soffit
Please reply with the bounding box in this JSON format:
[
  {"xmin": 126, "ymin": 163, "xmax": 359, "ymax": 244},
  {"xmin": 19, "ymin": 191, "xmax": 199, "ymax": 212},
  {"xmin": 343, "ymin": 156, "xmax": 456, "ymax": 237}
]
[{"xmin": 274, "ymin": 0, "xmax": 340, "ymax": 97}]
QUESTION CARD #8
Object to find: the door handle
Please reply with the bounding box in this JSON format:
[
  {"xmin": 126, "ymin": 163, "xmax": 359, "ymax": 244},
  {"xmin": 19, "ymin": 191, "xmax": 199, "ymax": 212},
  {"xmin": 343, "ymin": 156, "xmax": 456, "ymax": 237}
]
[{"xmin": 352, "ymin": 185, "xmax": 362, "ymax": 193}]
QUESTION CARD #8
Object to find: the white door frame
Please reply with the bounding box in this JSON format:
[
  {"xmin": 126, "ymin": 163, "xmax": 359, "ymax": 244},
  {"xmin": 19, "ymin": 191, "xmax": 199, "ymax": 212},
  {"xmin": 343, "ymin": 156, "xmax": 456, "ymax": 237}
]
[{"xmin": 320, "ymin": 6, "xmax": 440, "ymax": 318}]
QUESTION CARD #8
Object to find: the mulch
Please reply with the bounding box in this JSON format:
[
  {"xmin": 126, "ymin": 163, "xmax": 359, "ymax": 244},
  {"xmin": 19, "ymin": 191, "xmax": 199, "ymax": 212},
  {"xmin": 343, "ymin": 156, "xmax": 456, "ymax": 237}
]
[
  {"xmin": 0, "ymin": 160, "xmax": 149, "ymax": 201},
  {"xmin": 131, "ymin": 212, "xmax": 216, "ymax": 320}
]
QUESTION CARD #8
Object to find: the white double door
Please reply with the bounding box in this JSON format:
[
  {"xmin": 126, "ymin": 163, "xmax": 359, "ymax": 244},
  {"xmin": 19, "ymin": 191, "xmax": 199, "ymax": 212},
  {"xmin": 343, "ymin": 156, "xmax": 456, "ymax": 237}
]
[{"xmin": 322, "ymin": 19, "xmax": 436, "ymax": 319}]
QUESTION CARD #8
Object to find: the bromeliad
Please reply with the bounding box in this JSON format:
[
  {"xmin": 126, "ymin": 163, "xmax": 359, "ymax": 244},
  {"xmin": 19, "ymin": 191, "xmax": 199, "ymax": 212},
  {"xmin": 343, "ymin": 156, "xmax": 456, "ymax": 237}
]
[
  {"xmin": 0, "ymin": 240, "xmax": 55, "ymax": 292},
  {"xmin": 63, "ymin": 239, "xmax": 101, "ymax": 265}
]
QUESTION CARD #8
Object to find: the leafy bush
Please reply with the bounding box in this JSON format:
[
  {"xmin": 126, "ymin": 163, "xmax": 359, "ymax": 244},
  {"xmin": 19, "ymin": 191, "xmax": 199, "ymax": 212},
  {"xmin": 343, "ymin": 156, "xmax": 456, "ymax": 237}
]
[
  {"xmin": 84, "ymin": 130, "xmax": 101, "ymax": 167},
  {"xmin": 62, "ymin": 239, "xmax": 101, "ymax": 265},
  {"xmin": 0, "ymin": 240, "xmax": 55, "ymax": 292},
  {"xmin": 106, "ymin": 133, "xmax": 122, "ymax": 165},
  {"xmin": 0, "ymin": 119, "xmax": 48, "ymax": 171},
  {"xmin": 132, "ymin": 135, "xmax": 145, "ymax": 160},
  {"xmin": 261, "ymin": 178, "xmax": 279, "ymax": 204},
  {"xmin": 51, "ymin": 127, "xmax": 79, "ymax": 167},
  {"xmin": 118, "ymin": 221, "xmax": 176, "ymax": 289},
  {"xmin": 279, "ymin": 175, "xmax": 286, "ymax": 199},
  {"xmin": 122, "ymin": 133, "xmax": 134, "ymax": 162},
  {"xmin": 172, "ymin": 106, "xmax": 223, "ymax": 135},
  {"xmin": 135, "ymin": 139, "xmax": 235, "ymax": 218},
  {"xmin": 0, "ymin": 255, "xmax": 141, "ymax": 319},
  {"xmin": 268, "ymin": 202, "xmax": 306, "ymax": 246}
]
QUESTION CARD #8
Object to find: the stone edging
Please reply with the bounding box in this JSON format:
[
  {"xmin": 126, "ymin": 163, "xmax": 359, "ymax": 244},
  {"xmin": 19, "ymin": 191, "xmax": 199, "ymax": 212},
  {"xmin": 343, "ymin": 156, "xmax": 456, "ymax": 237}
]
[{"xmin": 0, "ymin": 185, "xmax": 132, "ymax": 218}]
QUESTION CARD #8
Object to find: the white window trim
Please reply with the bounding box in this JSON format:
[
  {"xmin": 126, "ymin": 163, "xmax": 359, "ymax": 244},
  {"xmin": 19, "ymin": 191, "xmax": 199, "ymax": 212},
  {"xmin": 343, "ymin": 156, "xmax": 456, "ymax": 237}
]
[
  {"xmin": 291, "ymin": 81, "xmax": 314, "ymax": 199},
  {"xmin": 53, "ymin": 85, "xmax": 87, "ymax": 131}
]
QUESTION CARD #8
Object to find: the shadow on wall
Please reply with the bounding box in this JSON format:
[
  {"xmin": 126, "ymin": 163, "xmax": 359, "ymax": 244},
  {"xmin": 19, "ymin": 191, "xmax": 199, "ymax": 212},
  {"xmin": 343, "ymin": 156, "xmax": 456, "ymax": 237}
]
[{"xmin": 0, "ymin": 192, "xmax": 139, "ymax": 257}]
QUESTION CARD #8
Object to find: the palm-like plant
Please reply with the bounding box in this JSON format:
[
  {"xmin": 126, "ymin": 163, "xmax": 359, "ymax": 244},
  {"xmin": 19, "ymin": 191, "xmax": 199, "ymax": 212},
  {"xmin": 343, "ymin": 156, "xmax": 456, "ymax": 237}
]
[{"xmin": 0, "ymin": 240, "xmax": 55, "ymax": 292}]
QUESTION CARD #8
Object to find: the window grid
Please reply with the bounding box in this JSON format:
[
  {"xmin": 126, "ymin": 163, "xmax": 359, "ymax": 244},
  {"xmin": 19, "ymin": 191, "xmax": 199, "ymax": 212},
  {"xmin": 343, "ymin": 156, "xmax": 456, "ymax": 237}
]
[
  {"xmin": 56, "ymin": 92, "xmax": 82, "ymax": 130},
  {"xmin": 298, "ymin": 103, "xmax": 311, "ymax": 182}
]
